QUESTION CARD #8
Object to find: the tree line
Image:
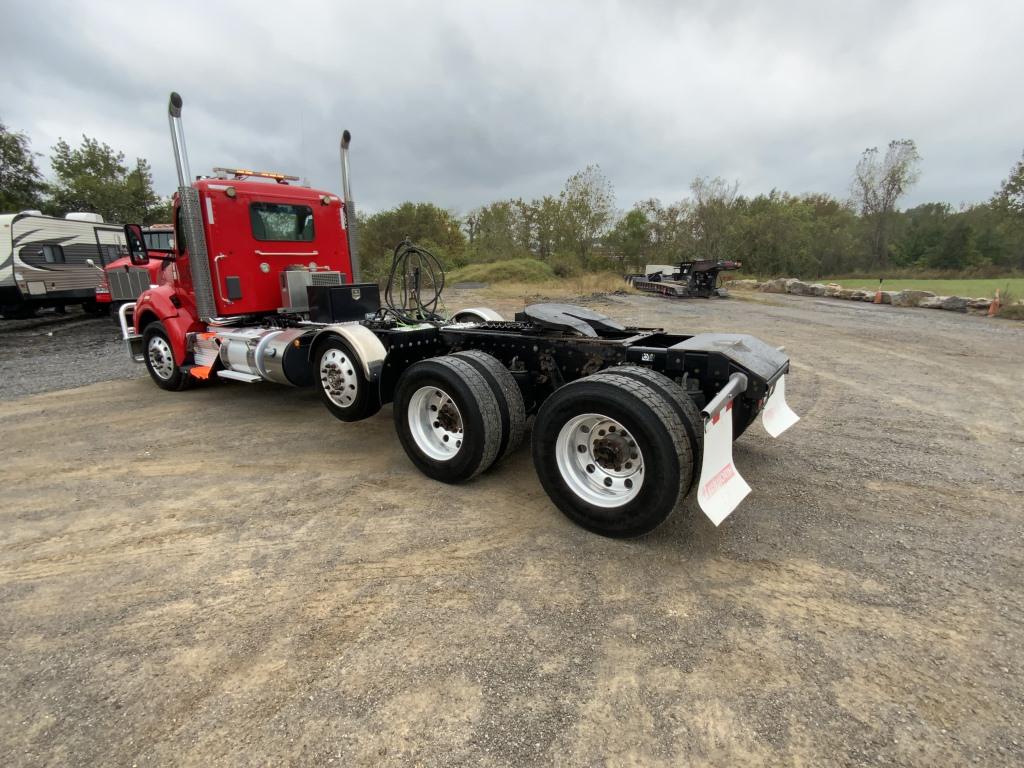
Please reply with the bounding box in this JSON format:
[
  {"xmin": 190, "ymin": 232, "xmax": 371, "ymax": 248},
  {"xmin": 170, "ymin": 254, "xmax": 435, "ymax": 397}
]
[
  {"xmin": 0, "ymin": 120, "xmax": 168, "ymax": 225},
  {"xmin": 4, "ymin": 116, "xmax": 1022, "ymax": 278},
  {"xmin": 362, "ymin": 140, "xmax": 1024, "ymax": 279}
]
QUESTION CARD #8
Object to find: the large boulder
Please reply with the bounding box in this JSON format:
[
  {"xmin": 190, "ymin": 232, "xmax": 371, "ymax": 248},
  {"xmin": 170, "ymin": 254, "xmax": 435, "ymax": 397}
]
[
  {"xmin": 836, "ymin": 288, "xmax": 860, "ymax": 300},
  {"xmin": 759, "ymin": 278, "xmax": 796, "ymax": 293},
  {"xmin": 878, "ymin": 291, "xmax": 899, "ymax": 305},
  {"xmin": 890, "ymin": 290, "xmax": 937, "ymax": 307},
  {"xmin": 920, "ymin": 295, "xmax": 969, "ymax": 311},
  {"xmin": 727, "ymin": 279, "xmax": 760, "ymax": 290},
  {"xmin": 786, "ymin": 280, "xmax": 811, "ymax": 295},
  {"xmin": 940, "ymin": 296, "xmax": 969, "ymax": 312},
  {"xmin": 967, "ymin": 297, "xmax": 993, "ymax": 311},
  {"xmin": 824, "ymin": 283, "xmax": 844, "ymax": 297}
]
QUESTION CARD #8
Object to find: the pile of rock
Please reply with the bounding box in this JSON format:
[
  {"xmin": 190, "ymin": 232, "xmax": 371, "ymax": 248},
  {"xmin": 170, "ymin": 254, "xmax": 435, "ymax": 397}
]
[{"xmin": 725, "ymin": 278, "xmax": 1002, "ymax": 314}]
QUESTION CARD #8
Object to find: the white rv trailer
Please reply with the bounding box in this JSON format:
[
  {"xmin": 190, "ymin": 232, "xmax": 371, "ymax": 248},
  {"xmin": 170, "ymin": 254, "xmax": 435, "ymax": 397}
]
[{"xmin": 0, "ymin": 211, "xmax": 126, "ymax": 317}]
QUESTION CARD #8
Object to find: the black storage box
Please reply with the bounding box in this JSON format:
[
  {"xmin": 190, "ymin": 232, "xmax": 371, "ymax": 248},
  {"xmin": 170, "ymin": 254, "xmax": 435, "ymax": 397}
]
[{"xmin": 307, "ymin": 283, "xmax": 381, "ymax": 323}]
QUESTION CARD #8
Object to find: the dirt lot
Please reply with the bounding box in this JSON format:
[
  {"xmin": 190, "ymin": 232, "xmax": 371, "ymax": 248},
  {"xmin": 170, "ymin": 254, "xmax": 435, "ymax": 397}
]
[{"xmin": 1, "ymin": 292, "xmax": 1022, "ymax": 766}]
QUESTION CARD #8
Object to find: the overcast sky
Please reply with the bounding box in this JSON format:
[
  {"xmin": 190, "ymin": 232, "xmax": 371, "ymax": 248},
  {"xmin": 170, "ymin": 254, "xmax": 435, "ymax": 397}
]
[{"xmin": 2, "ymin": 0, "xmax": 1022, "ymax": 214}]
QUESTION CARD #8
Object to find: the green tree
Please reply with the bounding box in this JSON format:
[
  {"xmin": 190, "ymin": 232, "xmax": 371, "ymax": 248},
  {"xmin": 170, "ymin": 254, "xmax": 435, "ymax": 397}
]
[
  {"xmin": 926, "ymin": 219, "xmax": 979, "ymax": 270},
  {"xmin": 851, "ymin": 139, "xmax": 921, "ymax": 268},
  {"xmin": 360, "ymin": 202, "xmax": 466, "ymax": 278},
  {"xmin": 634, "ymin": 198, "xmax": 693, "ymax": 264},
  {"xmin": 558, "ymin": 165, "xmax": 615, "ymax": 267},
  {"xmin": 50, "ymin": 135, "xmax": 163, "ymax": 224},
  {"xmin": 993, "ymin": 151, "xmax": 1024, "ymax": 219},
  {"xmin": 689, "ymin": 176, "xmax": 739, "ymax": 262},
  {"xmin": 0, "ymin": 119, "xmax": 46, "ymax": 211},
  {"xmin": 607, "ymin": 208, "xmax": 650, "ymax": 271}
]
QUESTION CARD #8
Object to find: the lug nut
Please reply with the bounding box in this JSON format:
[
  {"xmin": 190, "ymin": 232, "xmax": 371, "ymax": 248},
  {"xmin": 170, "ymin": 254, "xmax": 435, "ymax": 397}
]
[
  {"xmin": 586, "ymin": 464, "xmax": 595, "ymax": 474},
  {"xmin": 603, "ymin": 477, "xmax": 613, "ymax": 487},
  {"xmin": 577, "ymin": 444, "xmax": 586, "ymax": 453}
]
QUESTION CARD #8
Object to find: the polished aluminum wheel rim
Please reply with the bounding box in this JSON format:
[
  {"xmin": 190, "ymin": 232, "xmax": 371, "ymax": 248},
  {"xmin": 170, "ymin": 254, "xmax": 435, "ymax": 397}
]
[
  {"xmin": 408, "ymin": 386, "xmax": 463, "ymax": 461},
  {"xmin": 320, "ymin": 348, "xmax": 358, "ymax": 407},
  {"xmin": 556, "ymin": 413, "xmax": 644, "ymax": 507},
  {"xmin": 147, "ymin": 336, "xmax": 175, "ymax": 380}
]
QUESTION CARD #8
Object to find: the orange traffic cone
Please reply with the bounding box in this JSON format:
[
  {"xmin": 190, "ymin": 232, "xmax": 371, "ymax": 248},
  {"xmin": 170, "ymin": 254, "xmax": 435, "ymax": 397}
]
[
  {"xmin": 873, "ymin": 289, "xmax": 883, "ymax": 304},
  {"xmin": 988, "ymin": 289, "xmax": 1001, "ymax": 317}
]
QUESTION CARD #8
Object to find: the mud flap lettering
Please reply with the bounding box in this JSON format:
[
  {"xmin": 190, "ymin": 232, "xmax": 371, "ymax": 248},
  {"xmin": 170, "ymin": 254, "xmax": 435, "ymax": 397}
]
[
  {"xmin": 762, "ymin": 374, "xmax": 799, "ymax": 438},
  {"xmin": 697, "ymin": 401, "xmax": 751, "ymax": 526}
]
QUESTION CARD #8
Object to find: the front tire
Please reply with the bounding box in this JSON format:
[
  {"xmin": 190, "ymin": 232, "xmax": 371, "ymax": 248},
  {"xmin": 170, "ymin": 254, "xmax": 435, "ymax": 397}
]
[
  {"xmin": 314, "ymin": 337, "xmax": 381, "ymax": 422},
  {"xmin": 143, "ymin": 321, "xmax": 192, "ymax": 391},
  {"xmin": 532, "ymin": 374, "xmax": 693, "ymax": 537}
]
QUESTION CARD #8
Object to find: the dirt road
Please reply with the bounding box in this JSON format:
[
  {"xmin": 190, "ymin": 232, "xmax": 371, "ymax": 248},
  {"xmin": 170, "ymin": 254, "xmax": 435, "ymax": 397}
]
[{"xmin": 1, "ymin": 292, "xmax": 1022, "ymax": 766}]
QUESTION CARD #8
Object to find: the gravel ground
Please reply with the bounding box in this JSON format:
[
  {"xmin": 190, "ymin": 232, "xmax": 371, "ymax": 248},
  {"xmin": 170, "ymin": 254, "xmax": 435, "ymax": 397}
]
[
  {"xmin": 0, "ymin": 308, "xmax": 143, "ymax": 400},
  {"xmin": 0, "ymin": 290, "xmax": 1022, "ymax": 766}
]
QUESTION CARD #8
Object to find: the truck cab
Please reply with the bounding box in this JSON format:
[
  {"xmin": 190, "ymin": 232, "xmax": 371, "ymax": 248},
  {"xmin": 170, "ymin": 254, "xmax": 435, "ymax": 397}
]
[{"xmin": 128, "ymin": 171, "xmax": 352, "ymax": 365}]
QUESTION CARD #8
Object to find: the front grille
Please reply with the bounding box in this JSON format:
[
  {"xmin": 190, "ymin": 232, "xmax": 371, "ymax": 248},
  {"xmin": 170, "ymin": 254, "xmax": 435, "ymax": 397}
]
[{"xmin": 108, "ymin": 268, "xmax": 152, "ymax": 301}]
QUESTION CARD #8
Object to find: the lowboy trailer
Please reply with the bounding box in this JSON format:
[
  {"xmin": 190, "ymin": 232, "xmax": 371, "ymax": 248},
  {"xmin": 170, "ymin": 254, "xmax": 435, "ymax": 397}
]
[{"xmin": 117, "ymin": 93, "xmax": 799, "ymax": 537}]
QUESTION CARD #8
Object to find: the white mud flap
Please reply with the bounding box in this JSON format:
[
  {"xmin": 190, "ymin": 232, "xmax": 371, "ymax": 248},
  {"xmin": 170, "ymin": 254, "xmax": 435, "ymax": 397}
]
[
  {"xmin": 761, "ymin": 374, "xmax": 800, "ymax": 438},
  {"xmin": 696, "ymin": 400, "xmax": 751, "ymax": 526}
]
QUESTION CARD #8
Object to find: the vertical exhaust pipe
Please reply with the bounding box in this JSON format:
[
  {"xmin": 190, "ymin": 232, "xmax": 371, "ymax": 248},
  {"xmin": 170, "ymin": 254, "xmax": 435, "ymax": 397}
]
[
  {"xmin": 167, "ymin": 92, "xmax": 192, "ymax": 186},
  {"xmin": 165, "ymin": 91, "xmax": 217, "ymax": 320},
  {"xmin": 340, "ymin": 130, "xmax": 361, "ymax": 283}
]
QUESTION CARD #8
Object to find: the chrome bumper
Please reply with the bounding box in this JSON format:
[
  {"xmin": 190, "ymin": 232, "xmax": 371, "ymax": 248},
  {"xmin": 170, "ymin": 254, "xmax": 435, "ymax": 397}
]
[{"xmin": 118, "ymin": 302, "xmax": 144, "ymax": 362}]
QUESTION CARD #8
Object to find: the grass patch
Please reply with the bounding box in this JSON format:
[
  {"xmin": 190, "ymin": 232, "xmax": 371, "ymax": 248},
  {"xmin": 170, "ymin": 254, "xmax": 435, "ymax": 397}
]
[
  {"xmin": 448, "ymin": 258, "xmax": 555, "ymax": 284},
  {"xmin": 999, "ymin": 303, "xmax": 1024, "ymax": 320},
  {"xmin": 823, "ymin": 277, "xmax": 1024, "ymax": 297}
]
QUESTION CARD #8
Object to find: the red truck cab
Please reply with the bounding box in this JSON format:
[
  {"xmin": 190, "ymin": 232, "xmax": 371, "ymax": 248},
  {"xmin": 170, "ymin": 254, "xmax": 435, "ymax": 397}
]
[{"xmin": 130, "ymin": 173, "xmax": 352, "ymax": 365}]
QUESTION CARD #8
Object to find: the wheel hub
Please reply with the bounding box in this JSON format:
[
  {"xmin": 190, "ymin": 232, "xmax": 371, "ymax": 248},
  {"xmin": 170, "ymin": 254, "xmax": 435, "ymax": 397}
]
[
  {"xmin": 409, "ymin": 386, "xmax": 463, "ymax": 461},
  {"xmin": 556, "ymin": 414, "xmax": 644, "ymax": 507},
  {"xmin": 147, "ymin": 336, "xmax": 174, "ymax": 380},
  {"xmin": 320, "ymin": 349, "xmax": 357, "ymax": 407}
]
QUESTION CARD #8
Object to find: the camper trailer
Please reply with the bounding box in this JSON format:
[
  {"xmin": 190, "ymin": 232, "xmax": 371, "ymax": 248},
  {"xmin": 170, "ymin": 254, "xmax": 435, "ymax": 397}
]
[{"xmin": 0, "ymin": 211, "xmax": 126, "ymax": 317}]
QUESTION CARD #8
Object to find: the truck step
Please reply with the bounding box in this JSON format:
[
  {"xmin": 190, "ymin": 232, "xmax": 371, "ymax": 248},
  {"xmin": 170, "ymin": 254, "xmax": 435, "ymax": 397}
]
[{"xmin": 216, "ymin": 370, "xmax": 262, "ymax": 383}]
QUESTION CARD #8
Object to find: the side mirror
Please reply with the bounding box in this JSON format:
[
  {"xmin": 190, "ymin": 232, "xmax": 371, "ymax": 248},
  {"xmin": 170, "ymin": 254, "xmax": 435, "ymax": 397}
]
[{"xmin": 124, "ymin": 224, "xmax": 148, "ymax": 265}]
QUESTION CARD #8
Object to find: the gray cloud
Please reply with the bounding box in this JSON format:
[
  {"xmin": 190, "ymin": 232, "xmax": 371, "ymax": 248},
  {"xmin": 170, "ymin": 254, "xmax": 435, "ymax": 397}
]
[{"xmin": 2, "ymin": 0, "xmax": 1022, "ymax": 215}]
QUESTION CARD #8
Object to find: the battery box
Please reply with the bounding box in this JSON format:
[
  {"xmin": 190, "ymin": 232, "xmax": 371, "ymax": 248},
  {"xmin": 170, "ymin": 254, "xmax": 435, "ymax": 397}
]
[{"xmin": 306, "ymin": 283, "xmax": 381, "ymax": 323}]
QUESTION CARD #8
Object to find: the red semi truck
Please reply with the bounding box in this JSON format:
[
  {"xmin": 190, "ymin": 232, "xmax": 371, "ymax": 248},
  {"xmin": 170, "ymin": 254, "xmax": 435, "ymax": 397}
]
[
  {"xmin": 116, "ymin": 92, "xmax": 799, "ymax": 537},
  {"xmin": 94, "ymin": 225, "xmax": 174, "ymax": 313}
]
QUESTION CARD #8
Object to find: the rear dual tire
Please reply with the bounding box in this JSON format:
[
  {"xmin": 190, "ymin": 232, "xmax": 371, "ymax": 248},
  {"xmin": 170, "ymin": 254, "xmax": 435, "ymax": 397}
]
[
  {"xmin": 532, "ymin": 373, "xmax": 696, "ymax": 538},
  {"xmin": 394, "ymin": 356, "xmax": 503, "ymax": 483}
]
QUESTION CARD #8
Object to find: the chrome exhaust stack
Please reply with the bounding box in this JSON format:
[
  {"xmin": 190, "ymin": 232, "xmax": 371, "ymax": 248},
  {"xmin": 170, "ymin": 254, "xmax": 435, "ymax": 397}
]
[
  {"xmin": 340, "ymin": 130, "xmax": 361, "ymax": 282},
  {"xmin": 167, "ymin": 92, "xmax": 192, "ymax": 186},
  {"xmin": 167, "ymin": 91, "xmax": 217, "ymax": 320}
]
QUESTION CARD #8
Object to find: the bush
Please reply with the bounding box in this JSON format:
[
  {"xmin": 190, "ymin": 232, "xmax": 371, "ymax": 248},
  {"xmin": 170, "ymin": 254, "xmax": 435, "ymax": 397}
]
[
  {"xmin": 549, "ymin": 252, "xmax": 584, "ymax": 278},
  {"xmin": 447, "ymin": 258, "xmax": 556, "ymax": 284},
  {"xmin": 999, "ymin": 303, "xmax": 1024, "ymax": 320}
]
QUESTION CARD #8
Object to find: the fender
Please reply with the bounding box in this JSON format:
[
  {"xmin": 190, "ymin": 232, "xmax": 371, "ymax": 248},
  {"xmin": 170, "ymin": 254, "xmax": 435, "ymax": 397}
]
[
  {"xmin": 133, "ymin": 287, "xmax": 200, "ymax": 365},
  {"xmin": 449, "ymin": 307, "xmax": 503, "ymax": 323},
  {"xmin": 310, "ymin": 323, "xmax": 387, "ymax": 381}
]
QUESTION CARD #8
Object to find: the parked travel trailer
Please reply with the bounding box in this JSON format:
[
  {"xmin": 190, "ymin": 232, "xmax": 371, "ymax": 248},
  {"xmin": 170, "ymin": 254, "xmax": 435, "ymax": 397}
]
[{"xmin": 0, "ymin": 211, "xmax": 126, "ymax": 317}]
